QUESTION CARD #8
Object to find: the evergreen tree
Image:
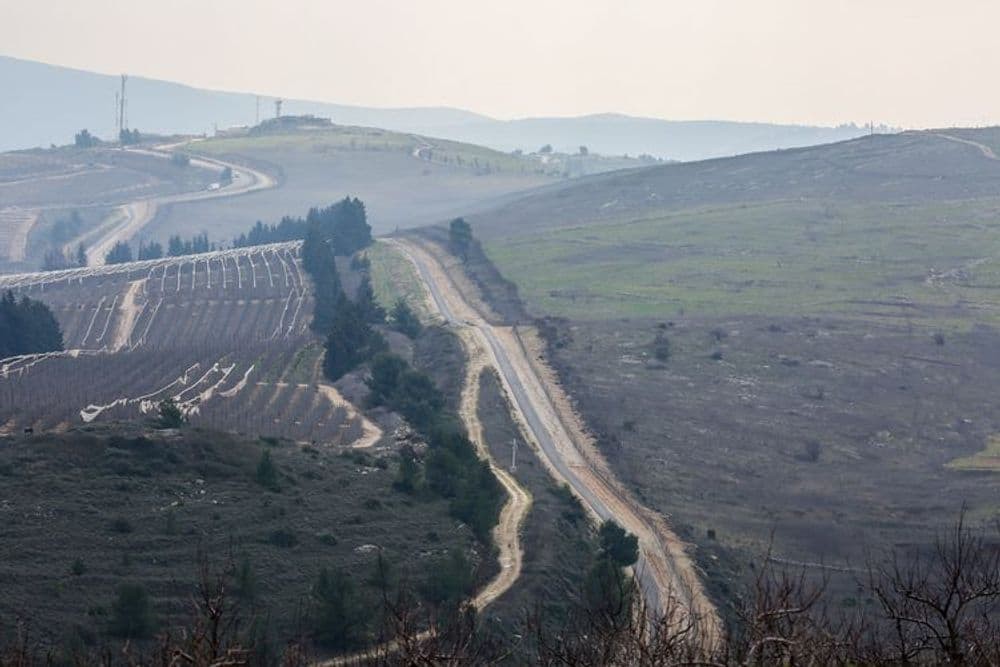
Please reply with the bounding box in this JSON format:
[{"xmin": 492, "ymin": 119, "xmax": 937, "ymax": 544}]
[
  {"xmin": 355, "ymin": 274, "xmax": 385, "ymax": 323},
  {"xmin": 312, "ymin": 567, "xmax": 368, "ymax": 650},
  {"xmin": 322, "ymin": 299, "xmax": 387, "ymax": 381},
  {"xmin": 75, "ymin": 243, "xmax": 88, "ymax": 267},
  {"xmin": 104, "ymin": 241, "xmax": 133, "ymax": 264},
  {"xmin": 390, "ymin": 299, "xmax": 422, "ymax": 339},
  {"xmin": 108, "ymin": 583, "xmax": 155, "ymax": 638},
  {"xmin": 0, "ymin": 290, "xmax": 64, "ymax": 358},
  {"xmin": 255, "ymin": 449, "xmax": 280, "ymax": 491},
  {"xmin": 449, "ymin": 217, "xmax": 473, "ymax": 261}
]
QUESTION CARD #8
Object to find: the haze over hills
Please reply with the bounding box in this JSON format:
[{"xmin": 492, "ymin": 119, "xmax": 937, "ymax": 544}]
[{"xmin": 1, "ymin": 55, "xmax": 872, "ymax": 160}]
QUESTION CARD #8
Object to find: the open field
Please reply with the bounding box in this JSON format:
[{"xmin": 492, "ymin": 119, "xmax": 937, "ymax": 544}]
[
  {"xmin": 0, "ymin": 424, "xmax": 479, "ymax": 653},
  {"xmin": 485, "ymin": 197, "xmax": 1000, "ymax": 327},
  {"xmin": 459, "ymin": 128, "xmax": 1000, "ymax": 609},
  {"xmin": 142, "ymin": 126, "xmax": 556, "ymax": 245}
]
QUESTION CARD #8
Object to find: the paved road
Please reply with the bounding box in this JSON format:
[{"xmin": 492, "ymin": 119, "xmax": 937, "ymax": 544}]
[
  {"xmin": 85, "ymin": 143, "xmax": 277, "ymax": 266},
  {"xmin": 395, "ymin": 239, "xmax": 668, "ymax": 616}
]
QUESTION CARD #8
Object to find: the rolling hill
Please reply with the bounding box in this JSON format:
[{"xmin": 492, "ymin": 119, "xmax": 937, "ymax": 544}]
[
  {"xmin": 1, "ymin": 55, "xmax": 869, "ymax": 160},
  {"xmin": 437, "ymin": 127, "xmax": 1000, "ymax": 611}
]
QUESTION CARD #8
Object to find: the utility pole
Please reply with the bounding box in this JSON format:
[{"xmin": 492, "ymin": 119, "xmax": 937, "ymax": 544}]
[
  {"xmin": 119, "ymin": 75, "xmax": 128, "ymax": 137},
  {"xmin": 510, "ymin": 438, "xmax": 518, "ymax": 472}
]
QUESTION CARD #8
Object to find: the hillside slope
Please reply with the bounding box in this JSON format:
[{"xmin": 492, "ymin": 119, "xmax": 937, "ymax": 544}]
[
  {"xmin": 470, "ymin": 130, "xmax": 1000, "ymax": 241},
  {"xmin": 453, "ymin": 126, "xmax": 1000, "ymax": 612},
  {"xmin": 2, "ymin": 55, "xmax": 867, "ymax": 160}
]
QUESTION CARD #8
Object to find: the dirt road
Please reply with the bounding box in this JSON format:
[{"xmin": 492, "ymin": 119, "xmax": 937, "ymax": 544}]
[
  {"xmin": 389, "ymin": 237, "xmax": 721, "ymax": 641},
  {"xmin": 85, "ymin": 143, "xmax": 276, "ymax": 266}
]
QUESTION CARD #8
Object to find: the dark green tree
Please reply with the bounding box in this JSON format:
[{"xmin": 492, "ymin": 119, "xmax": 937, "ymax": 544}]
[
  {"xmin": 323, "ymin": 299, "xmax": 387, "ymax": 381},
  {"xmin": 390, "ymin": 298, "xmax": 422, "ymax": 339},
  {"xmin": 108, "ymin": 583, "xmax": 155, "ymax": 638},
  {"xmin": 355, "ymin": 274, "xmax": 385, "ymax": 323},
  {"xmin": 75, "ymin": 243, "xmax": 88, "ymax": 267},
  {"xmin": 157, "ymin": 398, "xmax": 184, "ymax": 429},
  {"xmin": 421, "ymin": 549, "xmax": 474, "ymax": 607},
  {"xmin": 104, "ymin": 241, "xmax": 133, "ymax": 265},
  {"xmin": 598, "ymin": 520, "xmax": 639, "ymax": 567},
  {"xmin": 0, "ymin": 290, "xmax": 63, "ymax": 358},
  {"xmin": 312, "ymin": 567, "xmax": 368, "ymax": 650},
  {"xmin": 74, "ymin": 129, "xmax": 97, "ymax": 148},
  {"xmin": 449, "ymin": 217, "xmax": 473, "ymax": 261},
  {"xmin": 255, "ymin": 449, "xmax": 280, "ymax": 491},
  {"xmin": 137, "ymin": 241, "xmax": 164, "ymax": 261},
  {"xmin": 393, "ymin": 451, "xmax": 422, "ymax": 494}
]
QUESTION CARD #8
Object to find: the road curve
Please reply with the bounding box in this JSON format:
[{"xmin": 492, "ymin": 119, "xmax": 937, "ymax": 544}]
[
  {"xmin": 389, "ymin": 237, "xmax": 722, "ymax": 642},
  {"xmin": 85, "ymin": 142, "xmax": 277, "ymax": 266}
]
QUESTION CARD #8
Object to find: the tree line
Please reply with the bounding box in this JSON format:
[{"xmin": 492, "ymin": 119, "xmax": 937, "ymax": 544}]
[
  {"xmin": 103, "ymin": 233, "xmax": 216, "ymax": 265},
  {"xmin": 0, "ymin": 290, "xmax": 63, "ymax": 358},
  {"xmin": 289, "ymin": 198, "xmax": 505, "ymax": 548}
]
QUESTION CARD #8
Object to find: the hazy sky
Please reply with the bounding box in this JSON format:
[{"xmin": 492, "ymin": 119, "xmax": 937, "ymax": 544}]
[{"xmin": 1, "ymin": 0, "xmax": 997, "ymax": 128}]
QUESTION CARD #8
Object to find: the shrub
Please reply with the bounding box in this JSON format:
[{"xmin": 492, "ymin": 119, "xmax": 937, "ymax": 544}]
[
  {"xmin": 421, "ymin": 549, "xmax": 474, "ymax": 607},
  {"xmin": 267, "ymin": 529, "xmax": 298, "ymax": 548},
  {"xmin": 157, "ymin": 398, "xmax": 184, "ymax": 429},
  {"xmin": 108, "ymin": 583, "xmax": 155, "ymax": 638},
  {"xmin": 598, "ymin": 520, "xmax": 639, "ymax": 567},
  {"xmin": 652, "ymin": 332, "xmax": 671, "ymax": 361},
  {"xmin": 71, "ymin": 558, "xmax": 86, "ymax": 576},
  {"xmin": 312, "ymin": 567, "xmax": 369, "ymax": 649},
  {"xmin": 255, "ymin": 449, "xmax": 280, "ymax": 491},
  {"xmin": 110, "ymin": 517, "xmax": 133, "ymax": 534}
]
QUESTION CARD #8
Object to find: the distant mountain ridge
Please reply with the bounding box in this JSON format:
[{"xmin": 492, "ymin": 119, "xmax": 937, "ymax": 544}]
[{"xmin": 2, "ymin": 55, "xmax": 871, "ymax": 159}]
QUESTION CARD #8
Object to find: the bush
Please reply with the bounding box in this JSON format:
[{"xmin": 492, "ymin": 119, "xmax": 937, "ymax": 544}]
[
  {"xmin": 157, "ymin": 398, "xmax": 184, "ymax": 429},
  {"xmin": 108, "ymin": 583, "xmax": 155, "ymax": 638},
  {"xmin": 109, "ymin": 517, "xmax": 133, "ymax": 534},
  {"xmin": 255, "ymin": 449, "xmax": 280, "ymax": 491},
  {"xmin": 71, "ymin": 558, "xmax": 86, "ymax": 576},
  {"xmin": 421, "ymin": 549, "xmax": 474, "ymax": 607},
  {"xmin": 312, "ymin": 567, "xmax": 369, "ymax": 649},
  {"xmin": 598, "ymin": 520, "xmax": 639, "ymax": 567},
  {"xmin": 267, "ymin": 529, "xmax": 298, "ymax": 548},
  {"xmin": 652, "ymin": 332, "xmax": 671, "ymax": 361}
]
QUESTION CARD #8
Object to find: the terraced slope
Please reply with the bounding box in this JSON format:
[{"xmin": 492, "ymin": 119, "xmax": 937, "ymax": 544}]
[{"xmin": 0, "ymin": 242, "xmax": 372, "ymax": 445}]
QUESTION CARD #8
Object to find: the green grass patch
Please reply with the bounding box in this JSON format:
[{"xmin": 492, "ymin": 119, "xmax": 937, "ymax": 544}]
[
  {"xmin": 365, "ymin": 240, "xmax": 431, "ymax": 320},
  {"xmin": 948, "ymin": 435, "xmax": 1000, "ymax": 471},
  {"xmin": 484, "ymin": 198, "xmax": 1000, "ymax": 327}
]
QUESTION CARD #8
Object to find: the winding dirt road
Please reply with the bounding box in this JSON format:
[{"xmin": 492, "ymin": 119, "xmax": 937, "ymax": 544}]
[
  {"xmin": 388, "ymin": 237, "xmax": 722, "ymax": 643},
  {"xmin": 84, "ymin": 143, "xmax": 276, "ymax": 266}
]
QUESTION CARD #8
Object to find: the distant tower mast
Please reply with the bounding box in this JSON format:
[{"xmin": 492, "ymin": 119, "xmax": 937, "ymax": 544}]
[
  {"xmin": 118, "ymin": 74, "xmax": 128, "ymax": 139},
  {"xmin": 274, "ymin": 99, "xmax": 283, "ymax": 118},
  {"xmin": 255, "ymin": 95, "xmax": 260, "ymax": 125}
]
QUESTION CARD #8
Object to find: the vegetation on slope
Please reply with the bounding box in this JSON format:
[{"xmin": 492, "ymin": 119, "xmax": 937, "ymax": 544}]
[
  {"xmin": 0, "ymin": 289, "xmax": 63, "ymax": 358},
  {"xmin": 0, "ymin": 424, "xmax": 481, "ymax": 656}
]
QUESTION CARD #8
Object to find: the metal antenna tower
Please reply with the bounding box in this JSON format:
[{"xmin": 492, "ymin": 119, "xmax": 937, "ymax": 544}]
[
  {"xmin": 274, "ymin": 99, "xmax": 283, "ymax": 118},
  {"xmin": 118, "ymin": 74, "xmax": 128, "ymax": 138}
]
